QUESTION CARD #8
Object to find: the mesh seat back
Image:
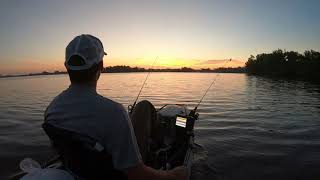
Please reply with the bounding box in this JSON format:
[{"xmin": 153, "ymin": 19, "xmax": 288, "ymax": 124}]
[{"xmin": 42, "ymin": 123, "xmax": 127, "ymax": 180}]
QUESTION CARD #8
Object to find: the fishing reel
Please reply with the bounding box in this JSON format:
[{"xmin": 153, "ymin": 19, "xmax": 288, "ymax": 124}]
[{"xmin": 128, "ymin": 104, "xmax": 134, "ymax": 114}]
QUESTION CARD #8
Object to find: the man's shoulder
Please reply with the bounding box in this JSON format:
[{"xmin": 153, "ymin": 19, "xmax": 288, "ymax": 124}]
[
  {"xmin": 94, "ymin": 95, "xmax": 129, "ymax": 118},
  {"xmin": 46, "ymin": 89, "xmax": 68, "ymax": 109},
  {"xmin": 95, "ymin": 95, "xmax": 124, "ymax": 110}
]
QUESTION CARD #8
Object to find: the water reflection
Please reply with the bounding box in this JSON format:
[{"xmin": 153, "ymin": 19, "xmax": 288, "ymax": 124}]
[{"xmin": 0, "ymin": 73, "xmax": 319, "ymax": 179}]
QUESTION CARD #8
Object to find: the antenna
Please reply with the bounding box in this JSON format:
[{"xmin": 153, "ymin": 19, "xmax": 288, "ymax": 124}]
[
  {"xmin": 129, "ymin": 56, "xmax": 159, "ymax": 113},
  {"xmin": 192, "ymin": 59, "xmax": 232, "ymax": 113}
]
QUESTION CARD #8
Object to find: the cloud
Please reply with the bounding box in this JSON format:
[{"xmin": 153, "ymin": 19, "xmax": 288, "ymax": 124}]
[
  {"xmin": 197, "ymin": 59, "xmax": 243, "ymax": 65},
  {"xmin": 194, "ymin": 59, "xmax": 245, "ymax": 68}
]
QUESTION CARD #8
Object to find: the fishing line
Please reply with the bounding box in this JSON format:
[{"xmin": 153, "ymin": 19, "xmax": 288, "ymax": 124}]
[
  {"xmin": 193, "ymin": 59, "xmax": 232, "ymax": 112},
  {"xmin": 129, "ymin": 56, "xmax": 159, "ymax": 113}
]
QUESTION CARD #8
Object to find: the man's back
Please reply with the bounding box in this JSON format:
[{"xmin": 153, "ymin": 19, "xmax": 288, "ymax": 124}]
[{"xmin": 45, "ymin": 84, "xmax": 142, "ymax": 170}]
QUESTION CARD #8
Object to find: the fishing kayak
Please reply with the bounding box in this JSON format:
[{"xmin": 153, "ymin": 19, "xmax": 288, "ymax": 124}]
[{"xmin": 10, "ymin": 104, "xmax": 200, "ymax": 180}]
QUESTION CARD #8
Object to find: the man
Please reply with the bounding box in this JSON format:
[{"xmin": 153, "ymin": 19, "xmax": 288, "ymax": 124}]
[{"xmin": 44, "ymin": 34, "xmax": 187, "ymax": 180}]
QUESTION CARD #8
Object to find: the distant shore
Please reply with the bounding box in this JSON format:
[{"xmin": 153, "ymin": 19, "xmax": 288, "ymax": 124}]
[
  {"xmin": 0, "ymin": 71, "xmax": 67, "ymax": 79},
  {"xmin": 0, "ymin": 66, "xmax": 245, "ymax": 79}
]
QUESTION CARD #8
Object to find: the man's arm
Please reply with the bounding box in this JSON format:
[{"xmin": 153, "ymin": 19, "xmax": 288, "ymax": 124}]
[
  {"xmin": 110, "ymin": 105, "xmax": 187, "ymax": 180},
  {"xmin": 125, "ymin": 162, "xmax": 187, "ymax": 180}
]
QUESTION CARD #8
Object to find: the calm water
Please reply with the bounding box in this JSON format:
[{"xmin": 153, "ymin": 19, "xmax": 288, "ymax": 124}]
[{"xmin": 0, "ymin": 73, "xmax": 320, "ymax": 180}]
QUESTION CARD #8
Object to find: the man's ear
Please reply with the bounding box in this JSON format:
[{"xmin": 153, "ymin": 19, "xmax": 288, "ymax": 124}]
[
  {"xmin": 98, "ymin": 61, "xmax": 104, "ymax": 70},
  {"xmin": 95, "ymin": 61, "xmax": 103, "ymax": 81}
]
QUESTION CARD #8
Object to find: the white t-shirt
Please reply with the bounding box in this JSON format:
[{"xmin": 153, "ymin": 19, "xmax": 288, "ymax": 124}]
[{"xmin": 44, "ymin": 85, "xmax": 142, "ymax": 170}]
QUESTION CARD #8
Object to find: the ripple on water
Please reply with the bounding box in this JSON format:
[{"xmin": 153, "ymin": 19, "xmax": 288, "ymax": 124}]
[{"xmin": 0, "ymin": 73, "xmax": 320, "ymax": 180}]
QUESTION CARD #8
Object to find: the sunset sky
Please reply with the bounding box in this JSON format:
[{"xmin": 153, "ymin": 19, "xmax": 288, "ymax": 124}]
[{"xmin": 1, "ymin": 0, "xmax": 320, "ymax": 75}]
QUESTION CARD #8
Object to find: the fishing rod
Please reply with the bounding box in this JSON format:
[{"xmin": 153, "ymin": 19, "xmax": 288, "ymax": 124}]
[
  {"xmin": 190, "ymin": 59, "xmax": 232, "ymax": 116},
  {"xmin": 128, "ymin": 56, "xmax": 159, "ymax": 113}
]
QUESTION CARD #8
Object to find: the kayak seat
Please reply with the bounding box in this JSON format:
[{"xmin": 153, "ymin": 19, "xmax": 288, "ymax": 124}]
[{"xmin": 42, "ymin": 122, "xmax": 127, "ymax": 180}]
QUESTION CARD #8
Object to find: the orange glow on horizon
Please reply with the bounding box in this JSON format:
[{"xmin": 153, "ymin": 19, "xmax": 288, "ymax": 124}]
[
  {"xmin": 0, "ymin": 56, "xmax": 245, "ymax": 75},
  {"xmin": 0, "ymin": 57, "xmax": 245, "ymax": 75}
]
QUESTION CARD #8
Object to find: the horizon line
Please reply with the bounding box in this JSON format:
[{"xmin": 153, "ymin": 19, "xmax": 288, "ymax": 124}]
[{"xmin": 0, "ymin": 65, "xmax": 245, "ymax": 77}]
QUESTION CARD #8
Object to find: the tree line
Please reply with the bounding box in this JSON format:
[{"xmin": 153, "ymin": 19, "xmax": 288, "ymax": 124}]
[
  {"xmin": 103, "ymin": 65, "xmax": 244, "ymax": 73},
  {"xmin": 245, "ymin": 49, "xmax": 320, "ymax": 81},
  {"xmin": 0, "ymin": 66, "xmax": 245, "ymax": 78}
]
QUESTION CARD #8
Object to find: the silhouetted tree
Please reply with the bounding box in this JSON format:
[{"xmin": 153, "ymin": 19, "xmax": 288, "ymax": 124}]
[{"xmin": 245, "ymin": 49, "xmax": 320, "ymax": 81}]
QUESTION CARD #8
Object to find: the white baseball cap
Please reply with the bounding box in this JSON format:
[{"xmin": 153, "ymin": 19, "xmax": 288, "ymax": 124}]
[{"xmin": 65, "ymin": 34, "xmax": 107, "ymax": 71}]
